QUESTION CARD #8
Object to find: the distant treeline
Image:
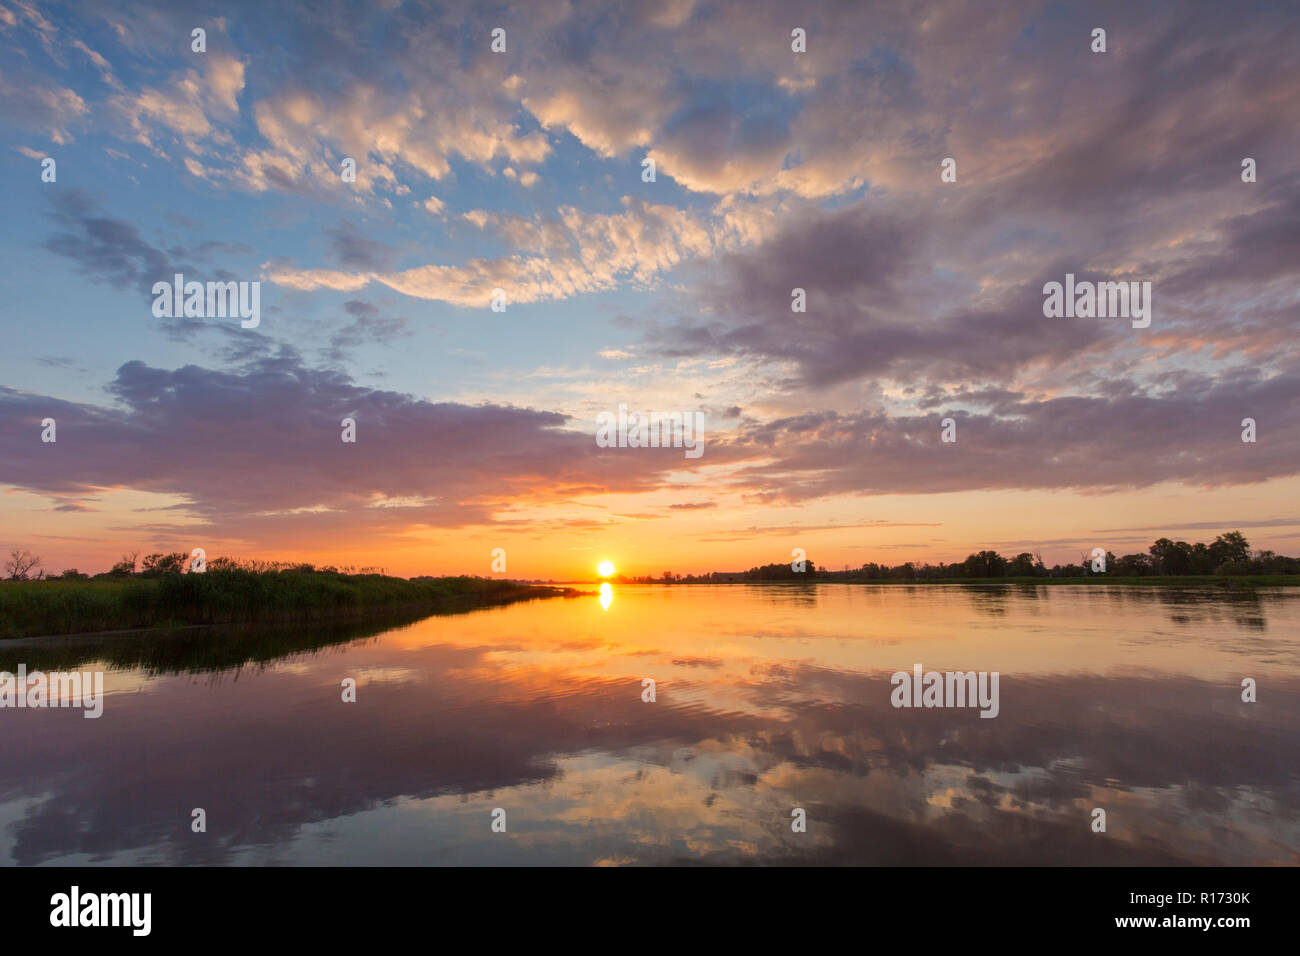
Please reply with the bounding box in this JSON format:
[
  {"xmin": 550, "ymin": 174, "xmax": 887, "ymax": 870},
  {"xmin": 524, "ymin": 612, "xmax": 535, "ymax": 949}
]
[
  {"xmin": 624, "ymin": 532, "xmax": 1300, "ymax": 583},
  {"xmin": 3, "ymin": 548, "xmax": 391, "ymax": 582}
]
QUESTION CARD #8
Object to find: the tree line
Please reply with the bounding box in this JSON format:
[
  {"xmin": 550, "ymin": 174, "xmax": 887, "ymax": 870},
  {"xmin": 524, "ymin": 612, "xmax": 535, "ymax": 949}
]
[
  {"xmin": 2, "ymin": 550, "xmax": 387, "ymax": 581},
  {"xmin": 628, "ymin": 532, "xmax": 1298, "ymax": 582}
]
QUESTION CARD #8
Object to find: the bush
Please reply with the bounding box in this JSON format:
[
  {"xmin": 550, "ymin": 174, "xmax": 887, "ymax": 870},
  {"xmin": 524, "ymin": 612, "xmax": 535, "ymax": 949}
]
[{"xmin": 0, "ymin": 565, "xmax": 555, "ymax": 639}]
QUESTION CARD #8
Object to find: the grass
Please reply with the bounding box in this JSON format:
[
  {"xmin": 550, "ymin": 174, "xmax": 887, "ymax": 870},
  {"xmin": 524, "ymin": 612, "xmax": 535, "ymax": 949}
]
[{"xmin": 0, "ymin": 569, "xmax": 576, "ymax": 640}]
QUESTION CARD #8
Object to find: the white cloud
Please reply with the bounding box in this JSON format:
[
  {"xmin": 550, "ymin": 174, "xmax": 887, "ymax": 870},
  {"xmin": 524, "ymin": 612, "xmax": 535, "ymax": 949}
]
[{"xmin": 268, "ymin": 198, "xmax": 771, "ymax": 307}]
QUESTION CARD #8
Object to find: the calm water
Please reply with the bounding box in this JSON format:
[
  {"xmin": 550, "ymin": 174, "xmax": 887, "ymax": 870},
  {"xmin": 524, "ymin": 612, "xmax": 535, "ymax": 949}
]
[{"xmin": 3, "ymin": 584, "xmax": 1298, "ymax": 865}]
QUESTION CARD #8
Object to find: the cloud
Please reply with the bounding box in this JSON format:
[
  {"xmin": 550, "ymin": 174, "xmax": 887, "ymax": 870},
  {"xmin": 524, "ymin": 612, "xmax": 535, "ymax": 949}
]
[
  {"xmin": 326, "ymin": 223, "xmax": 400, "ymax": 271},
  {"xmin": 111, "ymin": 52, "xmax": 245, "ymax": 155},
  {"xmin": 0, "ymin": 352, "xmax": 740, "ymax": 545},
  {"xmin": 42, "ymin": 189, "xmax": 181, "ymax": 293},
  {"xmin": 7, "ymin": 0, "xmax": 1300, "ymax": 555},
  {"xmin": 70, "ymin": 38, "xmax": 120, "ymax": 90},
  {"xmin": 266, "ymin": 198, "xmax": 767, "ymax": 307},
  {"xmin": 8, "ymin": 353, "xmax": 1284, "ymax": 547},
  {"xmin": 655, "ymin": 202, "xmax": 1116, "ymax": 388},
  {"xmin": 41, "ymin": 191, "xmax": 256, "ymax": 296},
  {"xmin": 0, "ymin": 70, "xmax": 88, "ymax": 143},
  {"xmin": 727, "ymin": 370, "xmax": 1300, "ymax": 500},
  {"xmin": 324, "ymin": 301, "xmax": 410, "ymax": 363}
]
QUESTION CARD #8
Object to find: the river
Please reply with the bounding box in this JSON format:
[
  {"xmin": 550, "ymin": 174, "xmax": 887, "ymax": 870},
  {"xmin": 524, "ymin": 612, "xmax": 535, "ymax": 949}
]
[{"xmin": 2, "ymin": 583, "xmax": 1297, "ymax": 865}]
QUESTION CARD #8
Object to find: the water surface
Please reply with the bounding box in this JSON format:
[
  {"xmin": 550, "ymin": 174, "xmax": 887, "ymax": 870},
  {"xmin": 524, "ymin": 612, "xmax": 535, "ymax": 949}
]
[{"xmin": 3, "ymin": 584, "xmax": 1298, "ymax": 865}]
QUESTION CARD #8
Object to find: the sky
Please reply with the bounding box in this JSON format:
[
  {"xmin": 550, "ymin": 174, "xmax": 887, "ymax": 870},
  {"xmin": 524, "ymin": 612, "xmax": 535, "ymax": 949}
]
[{"xmin": 0, "ymin": 0, "xmax": 1298, "ymax": 580}]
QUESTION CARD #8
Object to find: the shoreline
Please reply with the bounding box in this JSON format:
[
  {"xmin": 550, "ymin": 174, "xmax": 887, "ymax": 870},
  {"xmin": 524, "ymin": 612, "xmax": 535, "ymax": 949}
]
[
  {"xmin": 0, "ymin": 573, "xmax": 581, "ymax": 642},
  {"xmin": 589, "ymin": 576, "xmax": 1299, "ymax": 588}
]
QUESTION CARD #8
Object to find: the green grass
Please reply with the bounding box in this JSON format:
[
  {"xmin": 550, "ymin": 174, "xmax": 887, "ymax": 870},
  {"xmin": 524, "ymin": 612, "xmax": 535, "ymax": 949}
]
[{"xmin": 0, "ymin": 570, "xmax": 575, "ymax": 640}]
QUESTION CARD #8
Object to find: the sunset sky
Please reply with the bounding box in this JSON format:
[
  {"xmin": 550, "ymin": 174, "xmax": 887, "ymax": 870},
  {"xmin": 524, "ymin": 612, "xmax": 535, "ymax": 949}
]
[{"xmin": 1, "ymin": 0, "xmax": 1298, "ymax": 580}]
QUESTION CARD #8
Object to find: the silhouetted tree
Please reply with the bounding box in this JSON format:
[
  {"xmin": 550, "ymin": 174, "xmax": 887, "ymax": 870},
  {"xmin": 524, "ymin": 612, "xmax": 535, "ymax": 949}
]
[
  {"xmin": 1149, "ymin": 538, "xmax": 1193, "ymax": 575},
  {"xmin": 140, "ymin": 552, "xmax": 187, "ymax": 576},
  {"xmin": 4, "ymin": 549, "xmax": 42, "ymax": 580},
  {"xmin": 1008, "ymin": 552, "xmax": 1037, "ymax": 576},
  {"xmin": 1209, "ymin": 531, "xmax": 1251, "ymax": 566},
  {"xmin": 963, "ymin": 550, "xmax": 1007, "ymax": 578}
]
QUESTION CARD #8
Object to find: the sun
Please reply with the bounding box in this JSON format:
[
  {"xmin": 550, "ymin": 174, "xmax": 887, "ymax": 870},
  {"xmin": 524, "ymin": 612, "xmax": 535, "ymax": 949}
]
[{"xmin": 597, "ymin": 560, "xmax": 616, "ymax": 578}]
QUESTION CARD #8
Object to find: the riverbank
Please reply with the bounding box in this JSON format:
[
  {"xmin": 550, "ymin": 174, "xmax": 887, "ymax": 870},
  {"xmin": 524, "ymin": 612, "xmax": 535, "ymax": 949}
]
[
  {"xmin": 0, "ymin": 571, "xmax": 578, "ymax": 640},
  {"xmin": 610, "ymin": 575, "xmax": 1300, "ymax": 587}
]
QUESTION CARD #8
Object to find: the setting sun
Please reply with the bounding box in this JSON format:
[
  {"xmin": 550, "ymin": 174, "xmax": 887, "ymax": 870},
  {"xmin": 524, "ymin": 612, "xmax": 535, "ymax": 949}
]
[{"xmin": 597, "ymin": 560, "xmax": 616, "ymax": 578}]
